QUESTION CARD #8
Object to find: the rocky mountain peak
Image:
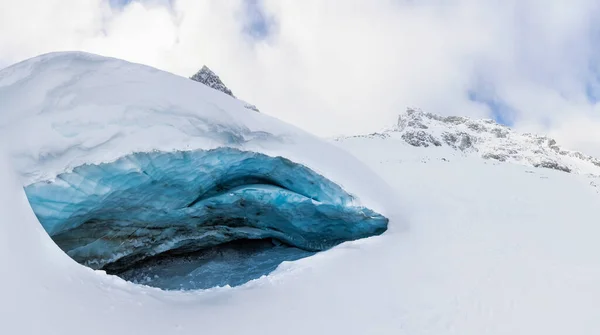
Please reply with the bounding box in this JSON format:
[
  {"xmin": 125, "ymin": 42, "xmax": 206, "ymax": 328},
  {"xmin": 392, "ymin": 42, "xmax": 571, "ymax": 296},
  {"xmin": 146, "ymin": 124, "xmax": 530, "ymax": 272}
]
[
  {"xmin": 190, "ymin": 65, "xmax": 260, "ymax": 112},
  {"xmin": 190, "ymin": 65, "xmax": 235, "ymax": 98},
  {"xmin": 339, "ymin": 108, "xmax": 600, "ymax": 175}
]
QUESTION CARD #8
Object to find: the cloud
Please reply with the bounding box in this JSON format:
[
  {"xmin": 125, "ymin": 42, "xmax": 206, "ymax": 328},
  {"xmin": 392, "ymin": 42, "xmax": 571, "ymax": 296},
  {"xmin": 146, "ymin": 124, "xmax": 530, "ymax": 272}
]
[{"xmin": 1, "ymin": 0, "xmax": 600, "ymax": 153}]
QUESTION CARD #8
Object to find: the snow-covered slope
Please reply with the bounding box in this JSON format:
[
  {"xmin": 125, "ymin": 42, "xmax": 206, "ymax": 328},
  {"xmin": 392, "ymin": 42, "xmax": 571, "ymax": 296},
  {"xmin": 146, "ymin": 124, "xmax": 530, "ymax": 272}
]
[
  {"xmin": 1, "ymin": 53, "xmax": 600, "ymax": 334},
  {"xmin": 190, "ymin": 65, "xmax": 260, "ymax": 112},
  {"xmin": 0, "ymin": 52, "xmax": 385, "ymax": 202},
  {"xmin": 3, "ymin": 121, "xmax": 600, "ymax": 334},
  {"xmin": 338, "ymin": 108, "xmax": 600, "ymax": 176}
]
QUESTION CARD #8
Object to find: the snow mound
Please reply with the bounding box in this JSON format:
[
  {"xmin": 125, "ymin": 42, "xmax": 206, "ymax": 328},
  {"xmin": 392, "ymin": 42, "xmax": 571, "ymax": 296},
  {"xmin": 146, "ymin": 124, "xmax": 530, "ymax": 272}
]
[
  {"xmin": 0, "ymin": 51, "xmax": 391, "ymax": 290},
  {"xmin": 338, "ymin": 108, "xmax": 600, "ymax": 175},
  {"xmin": 0, "ymin": 52, "xmax": 389, "ymax": 207}
]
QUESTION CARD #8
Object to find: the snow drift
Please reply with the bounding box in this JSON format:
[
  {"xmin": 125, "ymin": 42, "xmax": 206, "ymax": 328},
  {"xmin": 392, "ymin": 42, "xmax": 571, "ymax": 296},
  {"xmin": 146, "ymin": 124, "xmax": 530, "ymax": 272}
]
[{"xmin": 0, "ymin": 52, "xmax": 390, "ymax": 290}]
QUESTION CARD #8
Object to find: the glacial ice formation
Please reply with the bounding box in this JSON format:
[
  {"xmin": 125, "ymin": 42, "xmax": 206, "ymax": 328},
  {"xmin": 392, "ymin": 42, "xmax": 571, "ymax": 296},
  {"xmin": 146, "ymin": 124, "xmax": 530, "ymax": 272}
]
[
  {"xmin": 25, "ymin": 148, "xmax": 388, "ymax": 290},
  {"xmin": 0, "ymin": 51, "xmax": 392, "ymax": 291}
]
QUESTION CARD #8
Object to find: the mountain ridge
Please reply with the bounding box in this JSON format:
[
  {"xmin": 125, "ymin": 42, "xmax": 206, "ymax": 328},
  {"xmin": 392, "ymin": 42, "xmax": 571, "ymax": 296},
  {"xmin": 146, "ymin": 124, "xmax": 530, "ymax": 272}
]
[{"xmin": 337, "ymin": 108, "xmax": 600, "ymax": 176}]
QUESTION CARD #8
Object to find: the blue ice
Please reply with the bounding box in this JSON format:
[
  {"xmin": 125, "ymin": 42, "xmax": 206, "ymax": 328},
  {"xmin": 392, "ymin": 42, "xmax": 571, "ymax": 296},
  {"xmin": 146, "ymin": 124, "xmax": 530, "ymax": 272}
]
[{"xmin": 24, "ymin": 148, "xmax": 388, "ymax": 290}]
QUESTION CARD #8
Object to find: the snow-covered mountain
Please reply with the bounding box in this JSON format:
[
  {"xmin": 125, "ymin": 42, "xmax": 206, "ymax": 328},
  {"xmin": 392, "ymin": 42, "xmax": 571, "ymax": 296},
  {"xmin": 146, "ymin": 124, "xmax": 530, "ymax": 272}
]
[
  {"xmin": 338, "ymin": 107, "xmax": 600, "ymax": 176},
  {"xmin": 190, "ymin": 65, "xmax": 260, "ymax": 112}
]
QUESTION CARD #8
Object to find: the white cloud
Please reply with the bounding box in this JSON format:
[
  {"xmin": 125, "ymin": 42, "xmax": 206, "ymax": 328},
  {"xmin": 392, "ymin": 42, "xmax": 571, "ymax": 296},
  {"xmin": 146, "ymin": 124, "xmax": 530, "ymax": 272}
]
[{"xmin": 1, "ymin": 0, "xmax": 600, "ymax": 153}]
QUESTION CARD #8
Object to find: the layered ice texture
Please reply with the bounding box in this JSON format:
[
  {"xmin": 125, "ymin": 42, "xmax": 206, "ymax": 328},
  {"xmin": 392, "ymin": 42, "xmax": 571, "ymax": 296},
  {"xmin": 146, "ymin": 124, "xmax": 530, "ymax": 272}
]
[
  {"xmin": 25, "ymin": 149, "xmax": 387, "ymax": 289},
  {"xmin": 1, "ymin": 52, "xmax": 391, "ymax": 290}
]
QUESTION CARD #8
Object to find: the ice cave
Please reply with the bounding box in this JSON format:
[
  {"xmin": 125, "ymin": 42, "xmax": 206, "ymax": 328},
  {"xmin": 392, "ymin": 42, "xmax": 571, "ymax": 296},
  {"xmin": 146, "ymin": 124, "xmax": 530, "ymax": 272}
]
[{"xmin": 24, "ymin": 148, "xmax": 388, "ymax": 290}]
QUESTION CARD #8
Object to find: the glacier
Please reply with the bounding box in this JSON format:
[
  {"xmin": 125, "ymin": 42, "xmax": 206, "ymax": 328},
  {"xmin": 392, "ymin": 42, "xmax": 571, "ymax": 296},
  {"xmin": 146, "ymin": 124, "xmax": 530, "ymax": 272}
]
[
  {"xmin": 0, "ymin": 52, "xmax": 391, "ymax": 291},
  {"xmin": 24, "ymin": 148, "xmax": 387, "ymax": 290},
  {"xmin": 2, "ymin": 52, "xmax": 600, "ymax": 334}
]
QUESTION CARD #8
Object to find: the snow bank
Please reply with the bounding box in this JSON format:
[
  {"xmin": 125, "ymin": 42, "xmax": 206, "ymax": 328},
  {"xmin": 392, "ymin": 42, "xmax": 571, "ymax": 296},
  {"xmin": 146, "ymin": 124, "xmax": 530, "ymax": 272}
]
[
  {"xmin": 4, "ymin": 130, "xmax": 600, "ymax": 335},
  {"xmin": 0, "ymin": 51, "xmax": 392, "ymax": 291},
  {"xmin": 0, "ymin": 52, "xmax": 393, "ymax": 333},
  {"xmin": 0, "ymin": 52, "xmax": 392, "ymax": 215}
]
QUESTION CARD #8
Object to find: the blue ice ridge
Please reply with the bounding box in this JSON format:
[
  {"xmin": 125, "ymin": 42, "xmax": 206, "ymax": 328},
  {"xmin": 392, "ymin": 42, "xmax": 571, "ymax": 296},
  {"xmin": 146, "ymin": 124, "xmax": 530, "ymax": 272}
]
[{"xmin": 25, "ymin": 148, "xmax": 388, "ymax": 290}]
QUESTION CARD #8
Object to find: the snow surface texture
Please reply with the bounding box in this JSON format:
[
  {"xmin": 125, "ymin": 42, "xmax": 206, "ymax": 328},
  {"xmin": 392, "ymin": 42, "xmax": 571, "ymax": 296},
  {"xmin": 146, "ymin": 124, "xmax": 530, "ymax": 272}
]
[
  {"xmin": 2, "ymin": 52, "xmax": 600, "ymax": 334},
  {"xmin": 0, "ymin": 52, "xmax": 391, "ymax": 212},
  {"xmin": 338, "ymin": 107, "xmax": 600, "ymax": 176},
  {"xmin": 190, "ymin": 65, "xmax": 260, "ymax": 112},
  {"xmin": 3, "ymin": 124, "xmax": 600, "ymax": 334}
]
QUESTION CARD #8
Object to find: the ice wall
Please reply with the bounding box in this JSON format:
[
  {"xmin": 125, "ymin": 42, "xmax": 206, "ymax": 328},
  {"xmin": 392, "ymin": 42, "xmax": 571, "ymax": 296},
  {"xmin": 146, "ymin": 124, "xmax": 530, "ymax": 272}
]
[{"xmin": 24, "ymin": 148, "xmax": 388, "ymax": 289}]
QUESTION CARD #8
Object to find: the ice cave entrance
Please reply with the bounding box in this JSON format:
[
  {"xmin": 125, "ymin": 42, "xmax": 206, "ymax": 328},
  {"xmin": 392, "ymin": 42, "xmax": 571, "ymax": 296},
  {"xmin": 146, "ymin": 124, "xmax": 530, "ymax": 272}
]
[{"xmin": 24, "ymin": 148, "xmax": 388, "ymax": 290}]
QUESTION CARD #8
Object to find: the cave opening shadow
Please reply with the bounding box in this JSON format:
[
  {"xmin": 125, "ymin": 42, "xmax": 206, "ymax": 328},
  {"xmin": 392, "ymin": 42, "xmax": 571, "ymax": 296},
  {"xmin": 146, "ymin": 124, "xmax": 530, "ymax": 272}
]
[{"xmin": 106, "ymin": 238, "xmax": 315, "ymax": 290}]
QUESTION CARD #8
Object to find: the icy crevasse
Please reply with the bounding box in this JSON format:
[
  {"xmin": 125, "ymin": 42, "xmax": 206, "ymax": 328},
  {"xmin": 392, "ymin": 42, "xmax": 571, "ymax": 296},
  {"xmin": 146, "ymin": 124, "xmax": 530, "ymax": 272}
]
[{"xmin": 25, "ymin": 148, "xmax": 388, "ymax": 290}]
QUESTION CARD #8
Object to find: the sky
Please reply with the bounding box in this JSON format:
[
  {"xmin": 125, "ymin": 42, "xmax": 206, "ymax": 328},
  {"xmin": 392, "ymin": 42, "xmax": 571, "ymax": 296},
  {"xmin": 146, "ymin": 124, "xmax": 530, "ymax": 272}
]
[{"xmin": 1, "ymin": 0, "xmax": 600, "ymax": 155}]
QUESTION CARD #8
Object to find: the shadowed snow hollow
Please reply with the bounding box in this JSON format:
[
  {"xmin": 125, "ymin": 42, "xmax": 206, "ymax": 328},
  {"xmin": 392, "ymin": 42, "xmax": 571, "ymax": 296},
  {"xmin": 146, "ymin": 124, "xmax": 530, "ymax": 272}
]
[{"xmin": 0, "ymin": 52, "xmax": 390, "ymax": 290}]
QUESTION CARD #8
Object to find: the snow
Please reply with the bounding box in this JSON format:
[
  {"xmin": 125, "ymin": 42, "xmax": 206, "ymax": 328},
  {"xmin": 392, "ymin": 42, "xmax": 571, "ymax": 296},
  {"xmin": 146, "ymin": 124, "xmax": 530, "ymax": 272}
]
[
  {"xmin": 1, "ymin": 52, "xmax": 600, "ymax": 334},
  {"xmin": 0, "ymin": 52, "xmax": 389, "ymax": 292},
  {"xmin": 334, "ymin": 137, "xmax": 600, "ymax": 334},
  {"xmin": 0, "ymin": 52, "xmax": 391, "ymax": 215}
]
